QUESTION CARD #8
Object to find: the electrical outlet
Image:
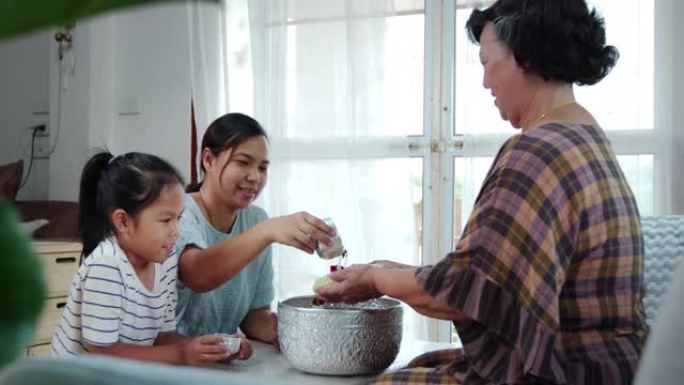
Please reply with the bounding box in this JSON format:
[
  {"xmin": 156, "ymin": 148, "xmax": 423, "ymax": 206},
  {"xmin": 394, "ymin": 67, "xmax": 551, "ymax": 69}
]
[
  {"xmin": 35, "ymin": 125, "xmax": 49, "ymax": 137},
  {"xmin": 34, "ymin": 135, "xmax": 50, "ymax": 159},
  {"xmin": 32, "ymin": 116, "xmax": 49, "ymax": 137}
]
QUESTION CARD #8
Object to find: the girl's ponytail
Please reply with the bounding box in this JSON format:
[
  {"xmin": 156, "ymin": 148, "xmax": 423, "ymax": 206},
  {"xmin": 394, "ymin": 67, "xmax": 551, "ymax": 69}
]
[{"xmin": 78, "ymin": 152, "xmax": 113, "ymax": 257}]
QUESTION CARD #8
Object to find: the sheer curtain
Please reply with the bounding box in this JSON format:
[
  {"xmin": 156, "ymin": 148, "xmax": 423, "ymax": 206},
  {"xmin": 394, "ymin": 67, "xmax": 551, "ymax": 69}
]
[
  {"xmin": 195, "ymin": 0, "xmax": 681, "ymax": 344},
  {"xmin": 187, "ymin": 1, "xmax": 229, "ymax": 134},
  {"xmin": 222, "ymin": 0, "xmax": 428, "ymax": 341}
]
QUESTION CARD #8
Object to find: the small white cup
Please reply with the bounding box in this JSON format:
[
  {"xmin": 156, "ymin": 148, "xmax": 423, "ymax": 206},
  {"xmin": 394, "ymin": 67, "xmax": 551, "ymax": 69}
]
[
  {"xmin": 316, "ymin": 217, "xmax": 345, "ymax": 260},
  {"xmin": 215, "ymin": 333, "xmax": 241, "ymax": 355}
]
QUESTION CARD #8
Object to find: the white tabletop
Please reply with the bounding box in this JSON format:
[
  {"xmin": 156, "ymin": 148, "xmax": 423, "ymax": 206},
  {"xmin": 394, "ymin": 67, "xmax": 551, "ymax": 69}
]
[{"xmin": 214, "ymin": 339, "xmax": 460, "ymax": 384}]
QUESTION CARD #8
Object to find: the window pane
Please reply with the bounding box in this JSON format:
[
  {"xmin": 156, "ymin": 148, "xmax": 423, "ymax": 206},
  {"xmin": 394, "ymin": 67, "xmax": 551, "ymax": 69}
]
[
  {"xmin": 616, "ymin": 154, "xmax": 654, "ymax": 215},
  {"xmin": 453, "ymin": 157, "xmax": 493, "ymax": 243},
  {"xmin": 283, "ymin": 2, "xmax": 424, "ymax": 138},
  {"xmin": 453, "ymin": 0, "xmax": 654, "ymax": 135},
  {"xmin": 265, "ymin": 157, "xmax": 426, "ymax": 339},
  {"xmin": 577, "ymin": 0, "xmax": 654, "ymax": 130},
  {"xmin": 575, "ymin": 0, "xmax": 655, "ymax": 130},
  {"xmin": 453, "ymin": 154, "xmax": 655, "ymax": 240},
  {"xmin": 283, "ymin": 0, "xmax": 424, "ymax": 21},
  {"xmin": 454, "ymin": 7, "xmax": 509, "ymax": 135}
]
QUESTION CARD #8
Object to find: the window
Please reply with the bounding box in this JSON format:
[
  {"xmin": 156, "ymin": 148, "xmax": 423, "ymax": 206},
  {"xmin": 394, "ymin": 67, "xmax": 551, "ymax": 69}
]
[
  {"xmin": 453, "ymin": 0, "xmax": 656, "ymax": 242},
  {"xmin": 226, "ymin": 0, "xmax": 657, "ymax": 342}
]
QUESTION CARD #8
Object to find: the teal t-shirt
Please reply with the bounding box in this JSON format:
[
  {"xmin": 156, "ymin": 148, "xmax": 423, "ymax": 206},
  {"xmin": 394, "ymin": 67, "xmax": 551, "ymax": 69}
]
[{"xmin": 175, "ymin": 195, "xmax": 274, "ymax": 336}]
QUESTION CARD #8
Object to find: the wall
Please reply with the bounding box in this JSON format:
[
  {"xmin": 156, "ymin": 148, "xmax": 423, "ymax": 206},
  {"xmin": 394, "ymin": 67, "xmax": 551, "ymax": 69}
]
[
  {"xmin": 1, "ymin": 2, "xmax": 204, "ymax": 202},
  {"xmin": 0, "ymin": 30, "xmax": 50, "ymax": 201},
  {"xmin": 46, "ymin": 2, "xmax": 199, "ymax": 201},
  {"xmin": 47, "ymin": 22, "xmax": 93, "ymax": 201},
  {"xmin": 108, "ymin": 3, "xmax": 194, "ymax": 170}
]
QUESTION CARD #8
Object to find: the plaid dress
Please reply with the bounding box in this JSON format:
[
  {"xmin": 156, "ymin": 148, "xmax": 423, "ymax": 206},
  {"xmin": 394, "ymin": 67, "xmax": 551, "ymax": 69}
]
[{"xmin": 372, "ymin": 123, "xmax": 647, "ymax": 385}]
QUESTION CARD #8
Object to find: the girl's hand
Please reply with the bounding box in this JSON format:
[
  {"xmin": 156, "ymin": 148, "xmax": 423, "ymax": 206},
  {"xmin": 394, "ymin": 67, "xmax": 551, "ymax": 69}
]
[
  {"xmin": 181, "ymin": 334, "xmax": 230, "ymax": 365},
  {"xmin": 315, "ymin": 264, "xmax": 382, "ymax": 304},
  {"xmin": 263, "ymin": 212, "xmax": 335, "ymax": 254},
  {"xmin": 222, "ymin": 334, "xmax": 252, "ymax": 362},
  {"xmin": 268, "ymin": 311, "xmax": 279, "ymax": 351}
]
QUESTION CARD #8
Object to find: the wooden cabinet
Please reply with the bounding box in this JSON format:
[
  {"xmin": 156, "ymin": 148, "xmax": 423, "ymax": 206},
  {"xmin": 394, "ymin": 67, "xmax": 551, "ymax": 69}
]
[{"xmin": 26, "ymin": 241, "xmax": 81, "ymax": 357}]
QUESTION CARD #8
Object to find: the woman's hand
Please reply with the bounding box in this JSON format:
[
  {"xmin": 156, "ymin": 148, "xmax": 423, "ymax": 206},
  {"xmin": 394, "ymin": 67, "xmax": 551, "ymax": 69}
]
[
  {"xmin": 315, "ymin": 264, "xmax": 382, "ymax": 304},
  {"xmin": 180, "ymin": 334, "xmax": 230, "ymax": 365},
  {"xmin": 240, "ymin": 308, "xmax": 279, "ymax": 348},
  {"xmin": 369, "ymin": 259, "xmax": 413, "ymax": 269},
  {"xmin": 262, "ymin": 212, "xmax": 335, "ymax": 254}
]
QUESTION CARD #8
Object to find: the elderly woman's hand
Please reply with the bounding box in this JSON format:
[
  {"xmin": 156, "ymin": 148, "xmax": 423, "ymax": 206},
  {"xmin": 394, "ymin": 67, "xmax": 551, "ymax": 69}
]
[{"xmin": 315, "ymin": 264, "xmax": 382, "ymax": 304}]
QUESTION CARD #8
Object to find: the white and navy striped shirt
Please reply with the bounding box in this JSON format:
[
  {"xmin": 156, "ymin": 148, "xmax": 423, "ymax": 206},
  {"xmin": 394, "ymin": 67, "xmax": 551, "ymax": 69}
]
[{"xmin": 51, "ymin": 237, "xmax": 178, "ymax": 356}]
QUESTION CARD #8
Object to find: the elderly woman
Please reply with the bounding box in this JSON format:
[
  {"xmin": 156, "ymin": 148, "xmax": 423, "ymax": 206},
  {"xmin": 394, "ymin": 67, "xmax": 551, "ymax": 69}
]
[{"xmin": 316, "ymin": 0, "xmax": 647, "ymax": 384}]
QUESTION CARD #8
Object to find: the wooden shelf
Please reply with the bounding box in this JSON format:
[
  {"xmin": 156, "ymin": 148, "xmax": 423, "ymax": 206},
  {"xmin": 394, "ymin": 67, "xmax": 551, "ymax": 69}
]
[{"xmin": 26, "ymin": 240, "xmax": 82, "ymax": 358}]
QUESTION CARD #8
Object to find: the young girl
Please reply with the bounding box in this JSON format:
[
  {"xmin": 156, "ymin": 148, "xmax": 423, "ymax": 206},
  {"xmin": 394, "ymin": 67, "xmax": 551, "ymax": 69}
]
[{"xmin": 51, "ymin": 152, "xmax": 250, "ymax": 365}]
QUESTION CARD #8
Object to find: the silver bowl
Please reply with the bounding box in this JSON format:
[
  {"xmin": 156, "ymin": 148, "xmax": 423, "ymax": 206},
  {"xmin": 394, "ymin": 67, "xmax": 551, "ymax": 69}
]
[{"xmin": 277, "ymin": 295, "xmax": 403, "ymax": 376}]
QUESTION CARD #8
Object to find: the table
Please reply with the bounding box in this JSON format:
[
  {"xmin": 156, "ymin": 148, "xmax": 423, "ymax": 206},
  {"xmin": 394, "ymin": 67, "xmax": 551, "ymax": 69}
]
[{"xmin": 215, "ymin": 339, "xmax": 461, "ymax": 384}]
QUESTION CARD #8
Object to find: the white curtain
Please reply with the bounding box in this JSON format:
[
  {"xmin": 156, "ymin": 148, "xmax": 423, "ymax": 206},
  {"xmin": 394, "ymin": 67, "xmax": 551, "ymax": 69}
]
[
  {"xmin": 191, "ymin": 0, "xmax": 683, "ymax": 344},
  {"xmin": 222, "ymin": 0, "xmax": 428, "ymax": 341},
  {"xmin": 187, "ymin": 1, "xmax": 229, "ymax": 138}
]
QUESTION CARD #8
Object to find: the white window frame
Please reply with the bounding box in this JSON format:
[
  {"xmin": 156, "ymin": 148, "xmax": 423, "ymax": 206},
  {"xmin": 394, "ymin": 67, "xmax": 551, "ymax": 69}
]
[
  {"xmin": 260, "ymin": 0, "xmax": 663, "ymax": 342},
  {"xmin": 425, "ymin": 0, "xmax": 661, "ymax": 341}
]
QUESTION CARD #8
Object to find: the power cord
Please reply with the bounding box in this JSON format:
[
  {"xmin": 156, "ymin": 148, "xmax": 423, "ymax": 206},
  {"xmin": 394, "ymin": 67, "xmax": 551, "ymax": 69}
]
[{"xmin": 18, "ymin": 124, "xmax": 46, "ymax": 191}]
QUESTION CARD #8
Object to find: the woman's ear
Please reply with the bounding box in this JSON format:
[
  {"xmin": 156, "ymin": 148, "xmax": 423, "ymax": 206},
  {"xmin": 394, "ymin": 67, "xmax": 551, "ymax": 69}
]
[
  {"xmin": 202, "ymin": 147, "xmax": 233, "ymax": 174},
  {"xmin": 201, "ymin": 148, "xmax": 215, "ymax": 172},
  {"xmin": 110, "ymin": 208, "xmax": 130, "ymax": 235}
]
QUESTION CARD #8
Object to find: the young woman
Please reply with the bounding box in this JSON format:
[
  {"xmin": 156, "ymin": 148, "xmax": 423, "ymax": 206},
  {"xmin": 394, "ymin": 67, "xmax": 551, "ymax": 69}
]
[
  {"xmin": 51, "ymin": 152, "xmax": 250, "ymax": 365},
  {"xmin": 176, "ymin": 113, "xmax": 335, "ymax": 344}
]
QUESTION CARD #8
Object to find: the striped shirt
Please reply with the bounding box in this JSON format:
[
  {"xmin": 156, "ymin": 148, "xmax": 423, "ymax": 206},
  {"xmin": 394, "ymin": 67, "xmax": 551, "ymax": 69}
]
[
  {"xmin": 376, "ymin": 123, "xmax": 647, "ymax": 384},
  {"xmin": 51, "ymin": 237, "xmax": 178, "ymax": 356}
]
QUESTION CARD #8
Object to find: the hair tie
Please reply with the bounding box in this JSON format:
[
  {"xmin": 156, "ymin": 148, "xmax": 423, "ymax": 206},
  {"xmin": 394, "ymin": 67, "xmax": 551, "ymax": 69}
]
[{"xmin": 108, "ymin": 153, "xmax": 127, "ymax": 165}]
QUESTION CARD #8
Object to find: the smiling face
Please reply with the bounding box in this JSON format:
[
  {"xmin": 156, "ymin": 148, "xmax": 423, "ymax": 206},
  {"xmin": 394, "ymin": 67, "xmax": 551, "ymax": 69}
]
[
  {"xmin": 205, "ymin": 135, "xmax": 270, "ymax": 210},
  {"xmin": 479, "ymin": 22, "xmax": 535, "ymax": 129},
  {"xmin": 118, "ymin": 182, "xmax": 185, "ymax": 265}
]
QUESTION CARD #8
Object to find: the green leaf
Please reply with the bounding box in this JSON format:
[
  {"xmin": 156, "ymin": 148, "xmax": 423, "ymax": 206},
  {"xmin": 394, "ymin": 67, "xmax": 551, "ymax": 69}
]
[
  {"xmin": 0, "ymin": 202, "xmax": 45, "ymax": 368},
  {"xmin": 0, "ymin": 0, "xmax": 218, "ymax": 40}
]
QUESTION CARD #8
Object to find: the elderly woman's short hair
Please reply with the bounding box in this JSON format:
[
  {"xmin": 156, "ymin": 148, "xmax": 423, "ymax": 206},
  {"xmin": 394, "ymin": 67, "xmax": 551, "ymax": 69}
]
[{"xmin": 466, "ymin": 0, "xmax": 619, "ymax": 86}]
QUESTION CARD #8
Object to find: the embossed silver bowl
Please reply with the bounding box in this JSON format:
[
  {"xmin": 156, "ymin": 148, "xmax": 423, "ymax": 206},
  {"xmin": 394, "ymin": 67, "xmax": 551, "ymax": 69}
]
[{"xmin": 278, "ymin": 295, "xmax": 403, "ymax": 376}]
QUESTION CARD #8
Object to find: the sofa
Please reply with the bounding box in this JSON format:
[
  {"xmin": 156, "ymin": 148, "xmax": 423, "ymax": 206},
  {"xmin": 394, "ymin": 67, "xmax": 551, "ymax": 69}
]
[
  {"xmin": 14, "ymin": 200, "xmax": 79, "ymax": 240},
  {"xmin": 0, "ymin": 159, "xmax": 78, "ymax": 240},
  {"xmin": 634, "ymin": 215, "xmax": 684, "ymax": 384},
  {"xmin": 641, "ymin": 215, "xmax": 684, "ymax": 325}
]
